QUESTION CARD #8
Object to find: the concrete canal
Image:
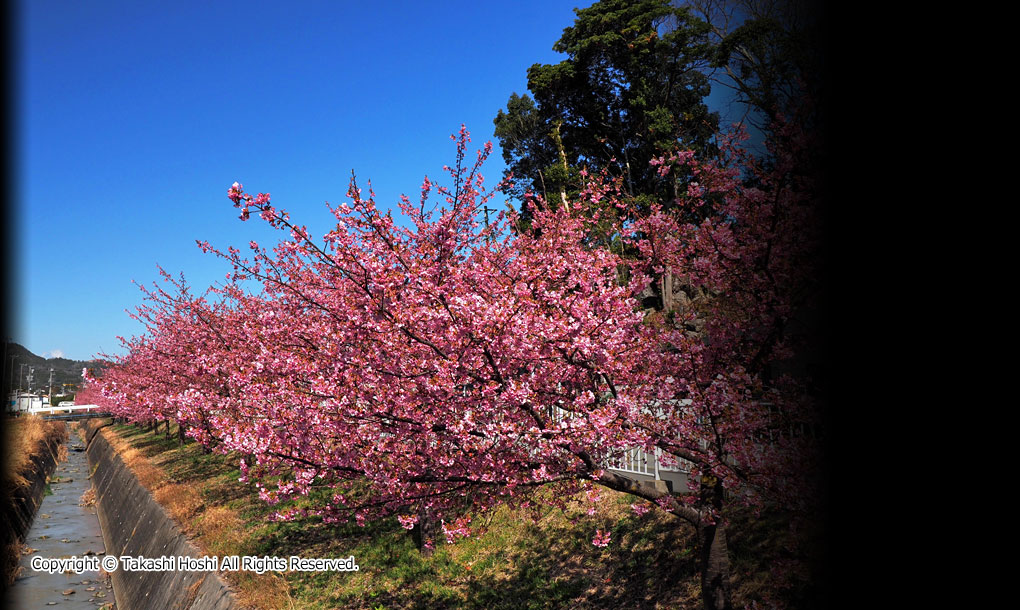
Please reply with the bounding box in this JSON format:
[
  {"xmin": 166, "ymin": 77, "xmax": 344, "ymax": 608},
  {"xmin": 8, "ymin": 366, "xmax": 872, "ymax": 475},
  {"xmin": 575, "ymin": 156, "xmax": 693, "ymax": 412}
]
[{"xmin": 5, "ymin": 423, "xmax": 116, "ymax": 608}]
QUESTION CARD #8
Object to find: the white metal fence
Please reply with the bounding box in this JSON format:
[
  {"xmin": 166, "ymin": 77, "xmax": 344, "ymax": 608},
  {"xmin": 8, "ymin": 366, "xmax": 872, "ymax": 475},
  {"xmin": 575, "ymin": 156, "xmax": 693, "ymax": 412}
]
[{"xmin": 606, "ymin": 446, "xmax": 692, "ymax": 480}]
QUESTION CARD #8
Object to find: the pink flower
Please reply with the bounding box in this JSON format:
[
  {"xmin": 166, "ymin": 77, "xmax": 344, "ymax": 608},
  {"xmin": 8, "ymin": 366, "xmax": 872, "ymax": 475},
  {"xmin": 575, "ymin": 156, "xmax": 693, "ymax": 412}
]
[
  {"xmin": 228, "ymin": 182, "xmax": 243, "ymax": 204},
  {"xmin": 592, "ymin": 529, "xmax": 611, "ymax": 548},
  {"xmin": 630, "ymin": 502, "xmax": 650, "ymax": 516}
]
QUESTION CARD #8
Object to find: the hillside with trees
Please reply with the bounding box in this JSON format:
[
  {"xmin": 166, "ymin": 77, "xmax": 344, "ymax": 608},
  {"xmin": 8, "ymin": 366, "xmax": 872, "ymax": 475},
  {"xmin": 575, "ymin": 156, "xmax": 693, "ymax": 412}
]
[{"xmin": 3, "ymin": 342, "xmax": 104, "ymax": 395}]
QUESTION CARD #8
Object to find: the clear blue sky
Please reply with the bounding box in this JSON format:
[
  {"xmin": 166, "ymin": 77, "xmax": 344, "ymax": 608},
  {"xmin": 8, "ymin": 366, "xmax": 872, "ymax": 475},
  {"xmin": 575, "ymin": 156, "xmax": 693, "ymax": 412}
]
[{"xmin": 13, "ymin": 0, "xmax": 739, "ymax": 362}]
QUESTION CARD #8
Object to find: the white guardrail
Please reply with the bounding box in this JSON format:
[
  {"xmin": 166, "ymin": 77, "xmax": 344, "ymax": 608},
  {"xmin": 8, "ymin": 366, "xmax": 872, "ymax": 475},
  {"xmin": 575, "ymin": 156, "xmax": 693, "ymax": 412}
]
[
  {"xmin": 549, "ymin": 397, "xmax": 696, "ymax": 481},
  {"xmin": 607, "ymin": 446, "xmax": 693, "ymax": 479},
  {"xmin": 26, "ymin": 403, "xmax": 104, "ymax": 416}
]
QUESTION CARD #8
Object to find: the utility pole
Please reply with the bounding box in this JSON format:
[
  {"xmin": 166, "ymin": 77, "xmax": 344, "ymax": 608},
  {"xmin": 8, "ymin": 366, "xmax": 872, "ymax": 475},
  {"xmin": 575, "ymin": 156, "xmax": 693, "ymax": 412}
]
[
  {"xmin": 19, "ymin": 363, "xmax": 26, "ymax": 393},
  {"xmin": 7, "ymin": 353, "xmax": 15, "ymax": 393},
  {"xmin": 3, "ymin": 348, "xmax": 12, "ymax": 411},
  {"xmin": 48, "ymin": 368, "xmax": 54, "ymax": 399}
]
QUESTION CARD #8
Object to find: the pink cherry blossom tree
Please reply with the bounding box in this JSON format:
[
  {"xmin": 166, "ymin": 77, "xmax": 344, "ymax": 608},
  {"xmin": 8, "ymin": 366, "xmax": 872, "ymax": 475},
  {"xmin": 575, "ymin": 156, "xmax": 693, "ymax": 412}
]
[{"xmin": 90, "ymin": 122, "xmax": 822, "ymax": 610}]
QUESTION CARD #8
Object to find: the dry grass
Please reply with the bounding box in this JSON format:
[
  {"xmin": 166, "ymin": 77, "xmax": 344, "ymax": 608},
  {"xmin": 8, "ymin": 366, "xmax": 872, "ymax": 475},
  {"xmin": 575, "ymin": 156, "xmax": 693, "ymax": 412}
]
[
  {"xmin": 3, "ymin": 542, "xmax": 27, "ymax": 584},
  {"xmin": 192, "ymin": 506, "xmax": 245, "ymax": 555},
  {"xmin": 3, "ymin": 415, "xmax": 67, "ymax": 489},
  {"xmin": 233, "ymin": 570, "xmax": 295, "ymax": 610},
  {"xmin": 154, "ymin": 483, "xmax": 203, "ymax": 521},
  {"xmin": 102, "ymin": 427, "xmax": 165, "ymax": 490}
]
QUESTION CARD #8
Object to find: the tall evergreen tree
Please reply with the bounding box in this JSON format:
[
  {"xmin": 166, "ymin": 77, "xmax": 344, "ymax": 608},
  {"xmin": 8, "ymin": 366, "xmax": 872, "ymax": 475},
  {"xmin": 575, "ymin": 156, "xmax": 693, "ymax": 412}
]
[{"xmin": 494, "ymin": 0, "xmax": 719, "ymax": 221}]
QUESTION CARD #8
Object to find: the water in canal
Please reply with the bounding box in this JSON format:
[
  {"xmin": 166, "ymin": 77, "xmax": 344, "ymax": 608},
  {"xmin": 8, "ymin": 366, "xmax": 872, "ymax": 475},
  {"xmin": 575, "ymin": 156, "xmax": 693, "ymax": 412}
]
[{"xmin": 4, "ymin": 423, "xmax": 116, "ymax": 608}]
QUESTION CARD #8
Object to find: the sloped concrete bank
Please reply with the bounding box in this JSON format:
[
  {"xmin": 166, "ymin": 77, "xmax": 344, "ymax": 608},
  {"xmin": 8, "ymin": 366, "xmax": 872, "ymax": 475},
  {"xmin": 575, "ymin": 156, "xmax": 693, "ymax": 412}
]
[
  {"xmin": 83, "ymin": 420, "xmax": 238, "ymax": 610},
  {"xmin": 1, "ymin": 424, "xmax": 63, "ymax": 589}
]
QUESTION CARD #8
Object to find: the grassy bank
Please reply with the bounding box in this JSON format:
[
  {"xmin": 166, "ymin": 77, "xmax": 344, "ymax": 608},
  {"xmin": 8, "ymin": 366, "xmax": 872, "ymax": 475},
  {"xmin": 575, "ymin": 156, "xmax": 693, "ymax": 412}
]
[{"xmin": 92, "ymin": 420, "xmax": 815, "ymax": 609}]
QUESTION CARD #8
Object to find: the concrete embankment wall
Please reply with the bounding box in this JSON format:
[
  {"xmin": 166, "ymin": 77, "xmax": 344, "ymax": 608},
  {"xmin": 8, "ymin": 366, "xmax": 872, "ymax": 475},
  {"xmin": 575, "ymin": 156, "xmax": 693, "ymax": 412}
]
[
  {"xmin": 1, "ymin": 425, "xmax": 63, "ymax": 589},
  {"xmin": 83, "ymin": 420, "xmax": 238, "ymax": 610}
]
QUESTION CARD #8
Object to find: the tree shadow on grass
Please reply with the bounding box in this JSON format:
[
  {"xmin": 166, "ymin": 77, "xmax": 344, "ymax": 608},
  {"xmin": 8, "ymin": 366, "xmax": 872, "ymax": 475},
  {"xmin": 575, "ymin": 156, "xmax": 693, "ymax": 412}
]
[
  {"xmin": 290, "ymin": 505, "xmax": 698, "ymax": 609},
  {"xmin": 250, "ymin": 497, "xmax": 702, "ymax": 609},
  {"xmin": 455, "ymin": 511, "xmax": 699, "ymax": 610}
]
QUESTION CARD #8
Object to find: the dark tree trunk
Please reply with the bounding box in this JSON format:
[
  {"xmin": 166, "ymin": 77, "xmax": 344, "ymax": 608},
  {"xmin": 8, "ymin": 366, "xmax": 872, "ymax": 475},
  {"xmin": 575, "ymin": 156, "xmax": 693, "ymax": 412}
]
[
  {"xmin": 201, "ymin": 420, "xmax": 214, "ymax": 453},
  {"xmin": 411, "ymin": 508, "xmax": 440, "ymax": 557},
  {"xmin": 662, "ymin": 267, "xmax": 674, "ymax": 312},
  {"xmin": 165, "ymin": 420, "xmax": 171, "ymax": 439},
  {"xmin": 177, "ymin": 422, "xmax": 186, "ymax": 445},
  {"xmin": 699, "ymin": 520, "xmax": 733, "ymax": 610},
  {"xmin": 699, "ymin": 478, "xmax": 733, "ymax": 610}
]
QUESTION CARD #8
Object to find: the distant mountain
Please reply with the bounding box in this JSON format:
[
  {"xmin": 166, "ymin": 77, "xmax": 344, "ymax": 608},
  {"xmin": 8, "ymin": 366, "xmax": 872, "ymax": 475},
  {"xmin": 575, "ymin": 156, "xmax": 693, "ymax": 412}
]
[{"xmin": 4, "ymin": 342, "xmax": 107, "ymax": 395}]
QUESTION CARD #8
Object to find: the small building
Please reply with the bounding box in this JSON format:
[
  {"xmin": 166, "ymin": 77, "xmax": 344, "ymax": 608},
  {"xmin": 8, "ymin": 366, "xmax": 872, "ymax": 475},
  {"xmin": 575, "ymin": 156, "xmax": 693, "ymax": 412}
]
[{"xmin": 6, "ymin": 392, "xmax": 48, "ymax": 413}]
